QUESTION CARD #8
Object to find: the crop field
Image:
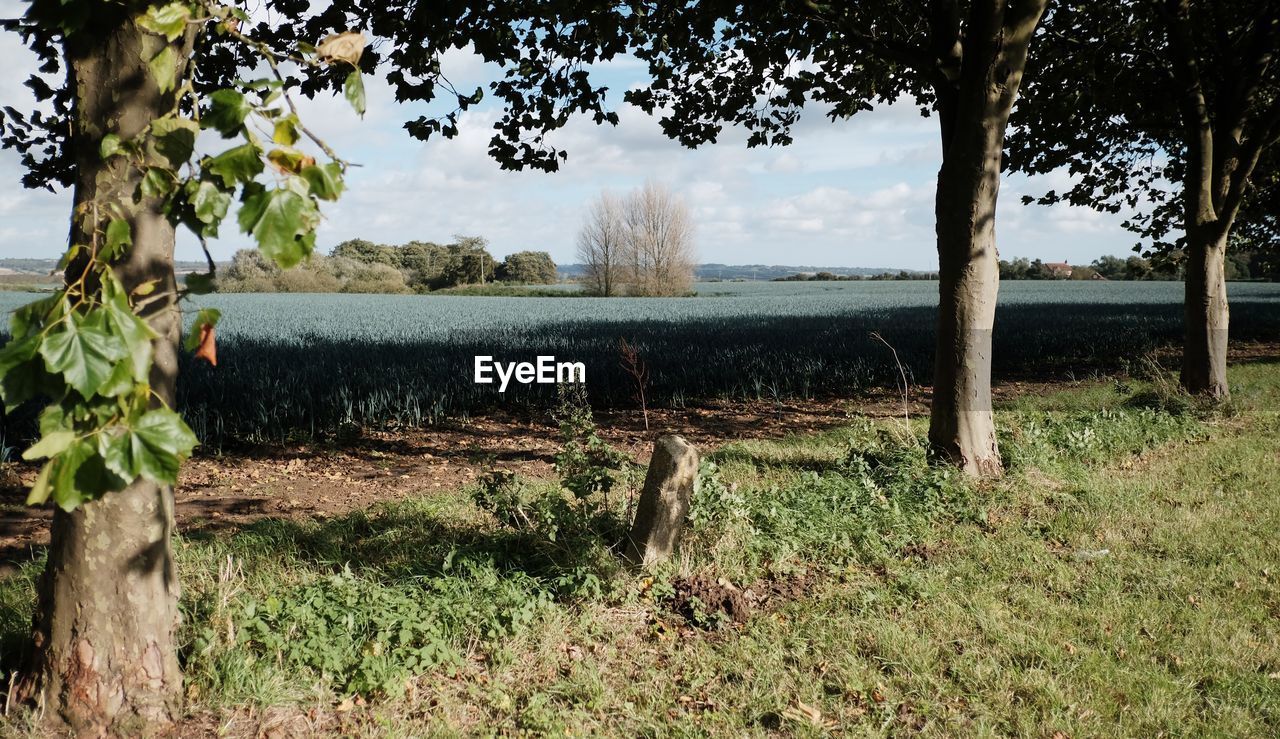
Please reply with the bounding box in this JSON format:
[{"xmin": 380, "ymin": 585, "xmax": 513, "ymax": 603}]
[{"xmin": 2, "ymin": 281, "xmax": 1279, "ymax": 449}]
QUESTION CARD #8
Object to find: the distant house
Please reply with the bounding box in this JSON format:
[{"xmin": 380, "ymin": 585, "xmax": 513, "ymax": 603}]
[{"xmin": 1044, "ymin": 260, "xmax": 1073, "ymax": 279}]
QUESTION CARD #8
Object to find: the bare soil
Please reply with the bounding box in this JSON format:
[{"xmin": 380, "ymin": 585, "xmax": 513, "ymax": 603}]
[{"xmin": 0, "ymin": 391, "xmax": 915, "ymax": 568}]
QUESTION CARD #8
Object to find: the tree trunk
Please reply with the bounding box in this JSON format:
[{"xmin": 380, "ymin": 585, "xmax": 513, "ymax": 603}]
[
  {"xmin": 1181, "ymin": 226, "xmax": 1230, "ymax": 398},
  {"xmin": 24, "ymin": 9, "xmax": 191, "ymax": 731},
  {"xmin": 928, "ymin": 149, "xmax": 1003, "ymax": 477},
  {"xmin": 925, "ymin": 0, "xmax": 1046, "ymax": 477}
]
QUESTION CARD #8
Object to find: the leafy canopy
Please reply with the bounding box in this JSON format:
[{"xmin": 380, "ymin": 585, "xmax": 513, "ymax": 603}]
[
  {"xmin": 1006, "ymin": 0, "xmax": 1280, "ymax": 254},
  {"xmin": 0, "ymin": 0, "xmax": 365, "ymax": 510}
]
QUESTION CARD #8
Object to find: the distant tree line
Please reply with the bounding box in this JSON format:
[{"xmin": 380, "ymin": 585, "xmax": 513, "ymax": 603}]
[
  {"xmin": 999, "ymin": 252, "xmax": 1275, "ymax": 282},
  {"xmin": 773, "ymin": 270, "xmax": 940, "ymax": 282},
  {"xmin": 772, "ymin": 251, "xmax": 1277, "ymax": 285},
  {"xmin": 213, "ymin": 236, "xmax": 558, "ymax": 293}
]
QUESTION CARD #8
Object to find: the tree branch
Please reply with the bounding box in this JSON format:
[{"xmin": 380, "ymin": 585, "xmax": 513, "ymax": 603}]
[
  {"xmin": 795, "ymin": 1, "xmax": 930, "ymax": 70},
  {"xmin": 1163, "ymin": 0, "xmax": 1216, "ymax": 223},
  {"xmin": 1221, "ymin": 97, "xmax": 1280, "ymax": 228}
]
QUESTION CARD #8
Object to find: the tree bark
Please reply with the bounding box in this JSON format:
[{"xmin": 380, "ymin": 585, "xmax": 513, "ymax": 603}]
[
  {"xmin": 926, "ymin": 0, "xmax": 1046, "ymax": 477},
  {"xmin": 1181, "ymin": 226, "xmax": 1230, "ymax": 397},
  {"xmin": 929, "ymin": 164, "xmax": 1002, "ymax": 476},
  {"xmin": 24, "ymin": 8, "xmax": 191, "ymax": 731}
]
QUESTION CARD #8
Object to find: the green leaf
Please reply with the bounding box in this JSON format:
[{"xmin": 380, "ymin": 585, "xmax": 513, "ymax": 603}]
[
  {"xmin": 205, "ymin": 143, "xmax": 263, "ymax": 188},
  {"xmin": 273, "ymin": 115, "xmax": 300, "ymax": 146},
  {"xmin": 104, "ymin": 219, "xmax": 132, "ymax": 260},
  {"xmin": 344, "ymin": 70, "xmax": 366, "ymax": 117},
  {"xmin": 38, "ymin": 404, "xmax": 69, "ymax": 438},
  {"xmin": 22, "ymin": 430, "xmax": 77, "ymax": 461},
  {"xmin": 203, "ymin": 89, "xmax": 252, "ymax": 137},
  {"xmin": 50, "ymin": 440, "xmax": 95, "ymax": 512},
  {"xmin": 97, "ymin": 359, "xmax": 137, "ymax": 398},
  {"xmin": 100, "ymin": 134, "xmax": 122, "ymax": 160},
  {"xmin": 26, "ymin": 462, "xmax": 54, "ymax": 506},
  {"xmin": 39, "ymin": 312, "xmax": 129, "ymax": 398},
  {"xmin": 150, "ymin": 116, "xmax": 199, "ymax": 168},
  {"xmin": 10, "ymin": 294, "xmax": 61, "ymax": 339},
  {"xmin": 95, "ymin": 426, "xmax": 155, "ymax": 493},
  {"xmin": 300, "ymin": 162, "xmax": 344, "ymax": 201},
  {"xmin": 239, "ymin": 189, "xmax": 311, "ymax": 268},
  {"xmin": 149, "ymin": 46, "xmax": 180, "ymax": 95},
  {"xmin": 103, "ymin": 291, "xmax": 157, "ymax": 382},
  {"xmin": 185, "ymin": 308, "xmax": 221, "ymax": 351},
  {"xmin": 99, "ymin": 428, "xmax": 137, "ymax": 480},
  {"xmin": 74, "ymin": 451, "xmax": 128, "ymax": 497},
  {"xmin": 141, "ymin": 167, "xmax": 175, "ymax": 199},
  {"xmin": 0, "ymin": 333, "xmax": 41, "ymax": 410},
  {"xmin": 139, "ymin": 3, "xmax": 191, "ymax": 42},
  {"xmin": 190, "ymin": 180, "xmax": 232, "ymax": 225},
  {"xmin": 130, "ymin": 408, "xmax": 199, "ymax": 484}
]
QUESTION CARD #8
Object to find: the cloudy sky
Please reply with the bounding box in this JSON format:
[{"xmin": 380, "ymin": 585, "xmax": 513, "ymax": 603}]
[{"xmin": 0, "ymin": 8, "xmax": 1136, "ymax": 271}]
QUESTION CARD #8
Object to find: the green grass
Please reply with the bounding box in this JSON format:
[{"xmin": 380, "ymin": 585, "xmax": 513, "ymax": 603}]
[{"xmin": 1, "ymin": 363, "xmax": 1278, "ymax": 735}]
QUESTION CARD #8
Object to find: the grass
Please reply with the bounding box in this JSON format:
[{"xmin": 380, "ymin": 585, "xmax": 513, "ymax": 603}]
[{"xmin": 0, "ymin": 362, "xmax": 1278, "ymax": 735}]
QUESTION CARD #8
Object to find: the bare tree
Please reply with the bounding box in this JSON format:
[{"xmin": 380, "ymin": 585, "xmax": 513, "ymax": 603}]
[
  {"xmin": 622, "ymin": 182, "xmax": 696, "ymax": 296},
  {"xmin": 578, "ymin": 182, "xmax": 697, "ymax": 296},
  {"xmin": 576, "ymin": 191, "xmax": 627, "ymax": 296}
]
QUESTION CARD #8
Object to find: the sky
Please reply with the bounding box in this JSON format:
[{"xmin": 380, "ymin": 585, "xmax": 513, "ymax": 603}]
[{"xmin": 0, "ymin": 6, "xmax": 1138, "ymax": 271}]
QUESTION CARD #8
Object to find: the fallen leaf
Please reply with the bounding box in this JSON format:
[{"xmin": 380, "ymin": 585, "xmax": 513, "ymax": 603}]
[{"xmin": 781, "ymin": 699, "xmax": 830, "ymax": 729}]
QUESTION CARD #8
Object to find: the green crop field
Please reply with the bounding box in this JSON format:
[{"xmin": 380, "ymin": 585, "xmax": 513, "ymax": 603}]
[{"xmin": 2, "ymin": 281, "xmax": 1278, "ymax": 449}]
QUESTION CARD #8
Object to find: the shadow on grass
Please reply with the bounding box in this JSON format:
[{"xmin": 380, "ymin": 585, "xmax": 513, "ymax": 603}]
[{"xmin": 203, "ymin": 496, "xmax": 632, "ymax": 593}]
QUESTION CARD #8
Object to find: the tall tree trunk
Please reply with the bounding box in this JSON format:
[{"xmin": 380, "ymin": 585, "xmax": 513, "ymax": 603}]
[
  {"xmin": 1181, "ymin": 225, "xmax": 1230, "ymax": 397},
  {"xmin": 925, "ymin": 0, "xmax": 1046, "ymax": 477},
  {"xmin": 24, "ymin": 8, "xmax": 191, "ymax": 731},
  {"xmin": 928, "ymin": 134, "xmax": 1003, "ymax": 477}
]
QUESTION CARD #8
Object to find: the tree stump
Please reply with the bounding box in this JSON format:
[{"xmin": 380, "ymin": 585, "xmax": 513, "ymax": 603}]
[{"xmin": 625, "ymin": 435, "xmax": 699, "ymax": 567}]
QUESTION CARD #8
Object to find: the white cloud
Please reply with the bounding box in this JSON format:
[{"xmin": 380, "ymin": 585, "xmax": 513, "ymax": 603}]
[{"xmin": 0, "ymin": 30, "xmax": 1140, "ymax": 270}]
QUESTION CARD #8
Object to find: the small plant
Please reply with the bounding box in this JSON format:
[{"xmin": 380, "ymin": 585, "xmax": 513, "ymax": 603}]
[
  {"xmin": 471, "ymin": 469, "xmax": 539, "ymax": 531},
  {"xmin": 870, "ymin": 331, "xmax": 911, "ymax": 421},
  {"xmin": 552, "ymin": 383, "xmax": 631, "ymax": 502},
  {"xmin": 687, "ymin": 460, "xmax": 750, "ymax": 530},
  {"xmin": 228, "ymin": 563, "xmax": 547, "ymax": 698},
  {"xmin": 1124, "ymin": 352, "xmax": 1196, "ymax": 415},
  {"xmin": 470, "ymin": 469, "xmax": 582, "ymax": 543},
  {"xmin": 618, "ymin": 337, "xmax": 651, "ymax": 431},
  {"xmin": 464, "ymin": 388, "xmax": 635, "ymax": 600}
]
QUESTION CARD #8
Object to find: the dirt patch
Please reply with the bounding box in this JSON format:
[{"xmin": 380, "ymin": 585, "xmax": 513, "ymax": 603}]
[
  {"xmin": 666, "ymin": 568, "xmax": 820, "ymax": 629},
  {"xmin": 0, "ymin": 393, "xmax": 903, "ymax": 568},
  {"xmin": 668, "ymin": 575, "xmax": 753, "ymax": 626}
]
